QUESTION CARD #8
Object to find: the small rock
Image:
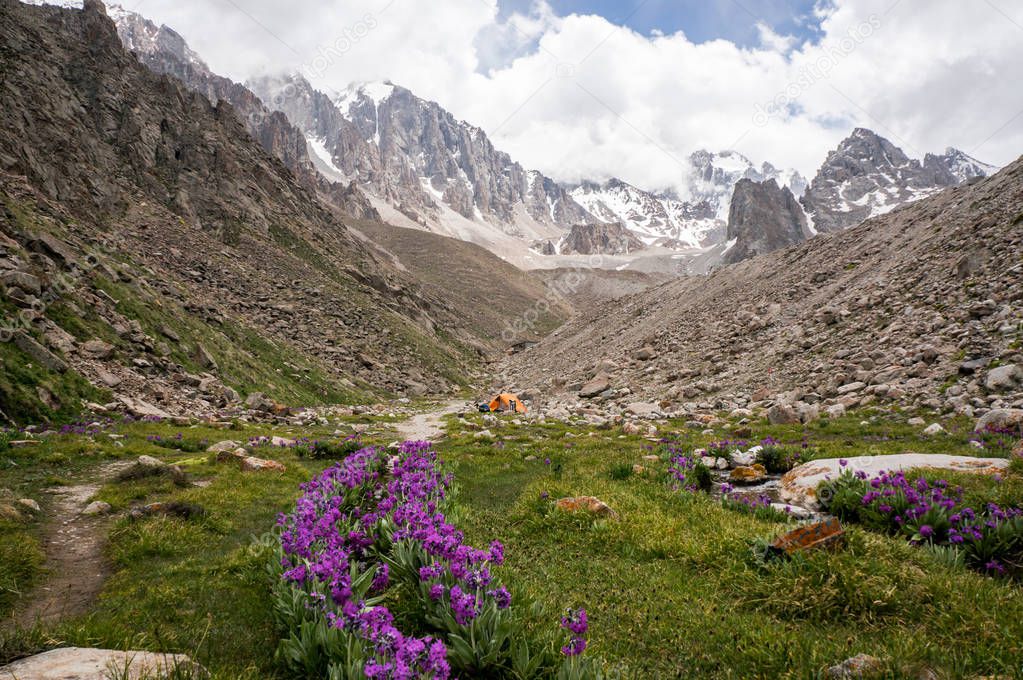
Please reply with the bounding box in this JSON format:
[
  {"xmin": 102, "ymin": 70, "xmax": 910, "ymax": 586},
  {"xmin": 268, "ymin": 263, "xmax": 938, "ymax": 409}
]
[
  {"xmin": 244, "ymin": 392, "xmax": 275, "ymax": 412},
  {"xmin": 207, "ymin": 440, "xmax": 241, "ymax": 453},
  {"xmin": 730, "ymin": 464, "xmax": 767, "ymax": 485},
  {"xmin": 216, "ymin": 447, "xmax": 248, "ymax": 462},
  {"xmin": 95, "ymin": 368, "xmax": 122, "ymax": 388},
  {"xmin": 633, "ymin": 346, "xmax": 657, "ymax": 361},
  {"xmin": 18, "ymin": 498, "xmax": 41, "ymax": 513},
  {"xmin": 137, "ymin": 455, "xmax": 166, "ymax": 468},
  {"xmin": 985, "ymin": 364, "xmax": 1022, "ymax": 392},
  {"xmin": 12, "ymin": 331, "xmax": 68, "ymax": 373},
  {"xmin": 767, "ymin": 403, "xmax": 799, "ymax": 425},
  {"xmin": 770, "ymin": 503, "xmax": 812, "ymax": 519},
  {"xmin": 622, "ymin": 421, "xmax": 643, "ymax": 435},
  {"xmin": 1, "ymin": 270, "xmax": 42, "ymax": 295},
  {"xmin": 836, "ymin": 381, "xmax": 866, "ymax": 395},
  {"xmin": 239, "ymin": 456, "xmax": 286, "ymax": 472},
  {"xmin": 825, "ymin": 403, "xmax": 846, "ymax": 418},
  {"xmin": 907, "ymin": 417, "xmax": 926, "ymax": 426},
  {"xmin": 922, "ymin": 423, "xmax": 945, "ymax": 436},
  {"xmin": 81, "ymin": 339, "xmax": 115, "ymax": 360},
  {"xmin": 826, "ymin": 653, "xmax": 884, "ymax": 679},
  {"xmin": 82, "ymin": 500, "xmax": 112, "ymax": 516},
  {"xmin": 555, "ymin": 496, "xmax": 617, "ymax": 518},
  {"xmin": 474, "ymin": 429, "xmax": 494, "ymax": 440},
  {"xmin": 578, "ymin": 375, "xmax": 611, "ymax": 398},
  {"xmin": 729, "ymin": 449, "xmax": 758, "ymax": 467},
  {"xmin": 625, "ymin": 402, "xmax": 660, "ymax": 417},
  {"xmin": 974, "ymin": 409, "xmax": 1023, "ymax": 433}
]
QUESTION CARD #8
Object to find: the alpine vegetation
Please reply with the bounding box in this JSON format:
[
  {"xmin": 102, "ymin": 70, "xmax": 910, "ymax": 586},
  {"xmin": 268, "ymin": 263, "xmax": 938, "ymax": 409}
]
[{"xmin": 272, "ymin": 441, "xmax": 599, "ymax": 679}]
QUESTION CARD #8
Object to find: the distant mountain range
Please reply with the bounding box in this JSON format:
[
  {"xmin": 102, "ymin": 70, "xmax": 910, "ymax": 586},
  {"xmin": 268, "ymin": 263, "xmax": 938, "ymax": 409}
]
[{"xmin": 96, "ymin": 1, "xmax": 998, "ymax": 267}]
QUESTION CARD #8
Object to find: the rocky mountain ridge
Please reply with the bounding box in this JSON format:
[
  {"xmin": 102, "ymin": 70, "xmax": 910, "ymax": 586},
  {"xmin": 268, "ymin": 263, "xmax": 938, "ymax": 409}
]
[
  {"xmin": 84, "ymin": 2, "xmax": 1002, "ymax": 270},
  {"xmin": 247, "ymin": 74, "xmax": 596, "ymax": 247},
  {"xmin": 501, "ymin": 156, "xmax": 1023, "ymax": 420},
  {"xmin": 801, "ymin": 128, "xmax": 995, "ymax": 233},
  {"xmin": 104, "ymin": 3, "xmax": 380, "ymax": 222}
]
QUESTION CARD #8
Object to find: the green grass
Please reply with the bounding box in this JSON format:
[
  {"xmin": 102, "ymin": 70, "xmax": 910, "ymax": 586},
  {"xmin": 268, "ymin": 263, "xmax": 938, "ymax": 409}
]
[
  {"xmin": 0, "ymin": 339, "xmax": 110, "ymax": 425},
  {"xmin": 434, "ymin": 411, "xmax": 1023, "ymax": 678},
  {"xmin": 0, "ymin": 416, "xmax": 400, "ymax": 676},
  {"xmin": 2, "ymin": 409, "xmax": 1022, "ymax": 678}
]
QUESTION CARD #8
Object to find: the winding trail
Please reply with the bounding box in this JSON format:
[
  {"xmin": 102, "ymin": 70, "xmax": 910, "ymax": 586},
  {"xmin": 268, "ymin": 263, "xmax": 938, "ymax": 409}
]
[
  {"xmin": 10, "ymin": 459, "xmax": 132, "ymax": 631},
  {"xmin": 394, "ymin": 400, "xmax": 467, "ymax": 443}
]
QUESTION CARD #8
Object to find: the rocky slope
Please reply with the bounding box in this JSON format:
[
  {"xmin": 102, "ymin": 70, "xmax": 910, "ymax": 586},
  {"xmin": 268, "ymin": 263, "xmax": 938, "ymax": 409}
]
[
  {"xmin": 801, "ymin": 128, "xmax": 996, "ymax": 233},
  {"xmin": 247, "ymin": 75, "xmax": 595, "ymax": 243},
  {"xmin": 106, "ymin": 4, "xmax": 379, "ymax": 222},
  {"xmin": 722, "ymin": 179, "xmax": 808, "ymax": 264},
  {"xmin": 554, "ymin": 222, "xmax": 645, "ymax": 256},
  {"xmin": 501, "ymin": 157, "xmax": 1023, "ymax": 421},
  {"xmin": 0, "ymin": 0, "xmax": 511, "ymax": 421}
]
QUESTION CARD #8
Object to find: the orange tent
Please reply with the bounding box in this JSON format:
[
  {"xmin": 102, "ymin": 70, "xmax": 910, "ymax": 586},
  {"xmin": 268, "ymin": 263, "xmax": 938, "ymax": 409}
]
[{"xmin": 488, "ymin": 392, "xmax": 527, "ymax": 413}]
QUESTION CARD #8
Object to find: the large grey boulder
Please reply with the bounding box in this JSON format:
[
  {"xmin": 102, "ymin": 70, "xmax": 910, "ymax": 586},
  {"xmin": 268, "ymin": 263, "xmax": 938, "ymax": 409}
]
[
  {"xmin": 767, "ymin": 403, "xmax": 799, "ymax": 425},
  {"xmin": 985, "ymin": 364, "xmax": 1022, "ymax": 392},
  {"xmin": 578, "ymin": 375, "xmax": 610, "ymax": 398},
  {"xmin": 975, "ymin": 409, "xmax": 1023, "ymax": 432},
  {"xmin": 780, "ymin": 454, "xmax": 1011, "ymax": 509},
  {"xmin": 0, "ymin": 647, "xmax": 206, "ymax": 679}
]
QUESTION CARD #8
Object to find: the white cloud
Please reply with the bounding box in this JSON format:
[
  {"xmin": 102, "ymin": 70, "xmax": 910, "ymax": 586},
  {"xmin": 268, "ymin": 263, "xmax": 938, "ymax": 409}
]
[{"xmin": 104, "ymin": 0, "xmax": 1023, "ymax": 193}]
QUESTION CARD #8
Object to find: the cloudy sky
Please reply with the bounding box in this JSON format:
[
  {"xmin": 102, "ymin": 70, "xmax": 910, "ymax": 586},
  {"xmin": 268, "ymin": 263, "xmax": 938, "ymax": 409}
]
[{"xmin": 104, "ymin": 0, "xmax": 1022, "ymax": 193}]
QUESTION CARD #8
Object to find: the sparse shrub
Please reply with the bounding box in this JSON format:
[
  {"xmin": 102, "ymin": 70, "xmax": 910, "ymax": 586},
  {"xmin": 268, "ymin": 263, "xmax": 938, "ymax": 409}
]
[
  {"xmin": 116, "ymin": 462, "xmax": 189, "ymax": 487},
  {"xmin": 667, "ymin": 454, "xmax": 712, "ymax": 493},
  {"xmin": 755, "ymin": 444, "xmax": 801, "ymax": 474},
  {"xmin": 298, "ymin": 437, "xmax": 362, "ymax": 460},
  {"xmin": 147, "ymin": 433, "xmax": 208, "ymax": 453},
  {"xmin": 608, "ymin": 463, "xmax": 634, "ymax": 481}
]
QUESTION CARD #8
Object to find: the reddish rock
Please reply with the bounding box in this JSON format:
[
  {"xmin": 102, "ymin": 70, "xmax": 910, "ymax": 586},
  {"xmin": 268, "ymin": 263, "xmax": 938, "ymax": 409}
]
[{"xmin": 555, "ymin": 496, "xmax": 617, "ymax": 519}]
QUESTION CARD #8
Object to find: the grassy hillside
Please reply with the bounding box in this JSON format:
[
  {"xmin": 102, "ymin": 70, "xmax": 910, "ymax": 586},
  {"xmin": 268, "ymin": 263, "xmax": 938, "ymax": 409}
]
[{"xmin": 353, "ymin": 220, "xmax": 568, "ymax": 348}]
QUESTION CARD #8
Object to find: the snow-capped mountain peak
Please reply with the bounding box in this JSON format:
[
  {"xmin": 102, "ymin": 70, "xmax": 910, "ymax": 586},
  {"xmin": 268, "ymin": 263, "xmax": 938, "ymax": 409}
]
[
  {"xmin": 687, "ymin": 149, "xmax": 807, "ymax": 222},
  {"xmin": 569, "ymin": 178, "xmax": 721, "ymax": 249}
]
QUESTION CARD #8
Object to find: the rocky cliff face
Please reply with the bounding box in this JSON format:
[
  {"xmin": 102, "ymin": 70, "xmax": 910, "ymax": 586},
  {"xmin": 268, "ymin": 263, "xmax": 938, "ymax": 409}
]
[
  {"xmin": 108, "ymin": 5, "xmax": 379, "ymax": 220},
  {"xmin": 248, "ymin": 76, "xmax": 595, "ymax": 239},
  {"xmin": 723, "ymin": 179, "xmax": 808, "ymax": 264},
  {"xmin": 800, "ymin": 128, "xmax": 995, "ymax": 233},
  {"xmin": 688, "ymin": 150, "xmax": 807, "ymax": 222},
  {"xmin": 557, "ymin": 222, "xmax": 645, "ymax": 256}
]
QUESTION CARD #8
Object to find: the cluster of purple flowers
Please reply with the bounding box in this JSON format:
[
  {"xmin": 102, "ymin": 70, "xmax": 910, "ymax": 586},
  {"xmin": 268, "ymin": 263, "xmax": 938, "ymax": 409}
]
[
  {"xmin": 667, "ymin": 453, "xmax": 706, "ymax": 492},
  {"xmin": 56, "ymin": 419, "xmax": 112, "ymax": 436},
  {"xmin": 278, "ymin": 442, "xmax": 453, "ymax": 678},
  {"xmin": 831, "ymin": 468, "xmax": 1023, "ymax": 576},
  {"xmin": 279, "ymin": 440, "xmax": 591, "ymax": 678},
  {"xmin": 968, "ymin": 425, "xmax": 1023, "ymax": 456},
  {"xmin": 706, "ymin": 438, "xmax": 749, "ymax": 454},
  {"xmin": 560, "ymin": 608, "xmax": 588, "ymax": 656}
]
